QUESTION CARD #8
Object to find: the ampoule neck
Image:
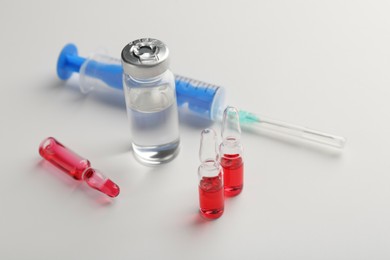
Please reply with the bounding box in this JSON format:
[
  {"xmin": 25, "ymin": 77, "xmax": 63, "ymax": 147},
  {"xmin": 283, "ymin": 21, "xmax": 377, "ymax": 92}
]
[
  {"xmin": 201, "ymin": 160, "xmax": 219, "ymax": 170},
  {"xmin": 222, "ymin": 136, "xmax": 241, "ymax": 147},
  {"xmin": 198, "ymin": 160, "xmax": 221, "ymax": 178},
  {"xmin": 81, "ymin": 167, "xmax": 94, "ymax": 180},
  {"xmin": 220, "ymin": 136, "xmax": 243, "ymax": 156}
]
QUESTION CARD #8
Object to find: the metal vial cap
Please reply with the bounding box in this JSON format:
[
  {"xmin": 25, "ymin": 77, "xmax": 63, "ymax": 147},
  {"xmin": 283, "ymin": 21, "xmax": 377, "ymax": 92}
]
[{"xmin": 121, "ymin": 38, "xmax": 170, "ymax": 79}]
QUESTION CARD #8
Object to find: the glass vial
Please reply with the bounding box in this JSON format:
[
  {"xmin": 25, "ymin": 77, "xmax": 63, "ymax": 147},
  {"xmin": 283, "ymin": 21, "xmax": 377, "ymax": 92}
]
[
  {"xmin": 121, "ymin": 38, "xmax": 180, "ymax": 165},
  {"xmin": 220, "ymin": 106, "xmax": 244, "ymax": 196},
  {"xmin": 198, "ymin": 129, "xmax": 224, "ymax": 219}
]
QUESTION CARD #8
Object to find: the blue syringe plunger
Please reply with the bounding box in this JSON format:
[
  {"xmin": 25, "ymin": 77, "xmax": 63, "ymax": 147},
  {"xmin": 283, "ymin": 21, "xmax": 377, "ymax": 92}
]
[
  {"xmin": 57, "ymin": 43, "xmax": 123, "ymax": 90},
  {"xmin": 57, "ymin": 43, "xmax": 85, "ymax": 80}
]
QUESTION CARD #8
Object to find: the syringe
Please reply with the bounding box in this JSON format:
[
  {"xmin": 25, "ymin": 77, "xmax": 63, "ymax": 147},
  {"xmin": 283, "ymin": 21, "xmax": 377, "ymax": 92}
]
[{"xmin": 57, "ymin": 43, "xmax": 345, "ymax": 148}]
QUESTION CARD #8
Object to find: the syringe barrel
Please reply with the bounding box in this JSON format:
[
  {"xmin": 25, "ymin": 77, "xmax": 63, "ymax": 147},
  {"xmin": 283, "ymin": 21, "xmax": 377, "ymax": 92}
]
[
  {"xmin": 175, "ymin": 75, "xmax": 226, "ymax": 121},
  {"xmin": 79, "ymin": 53, "xmax": 123, "ymax": 93}
]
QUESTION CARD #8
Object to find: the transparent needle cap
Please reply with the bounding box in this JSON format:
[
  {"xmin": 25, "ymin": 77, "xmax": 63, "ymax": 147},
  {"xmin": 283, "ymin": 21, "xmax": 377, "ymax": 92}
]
[{"xmin": 238, "ymin": 110, "xmax": 346, "ymax": 148}]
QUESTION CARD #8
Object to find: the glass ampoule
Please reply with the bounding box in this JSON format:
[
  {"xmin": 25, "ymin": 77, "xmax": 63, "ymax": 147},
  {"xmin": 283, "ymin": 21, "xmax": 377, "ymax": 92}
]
[
  {"xmin": 39, "ymin": 137, "xmax": 120, "ymax": 197},
  {"xmin": 219, "ymin": 106, "xmax": 244, "ymax": 197},
  {"xmin": 198, "ymin": 129, "xmax": 224, "ymax": 219}
]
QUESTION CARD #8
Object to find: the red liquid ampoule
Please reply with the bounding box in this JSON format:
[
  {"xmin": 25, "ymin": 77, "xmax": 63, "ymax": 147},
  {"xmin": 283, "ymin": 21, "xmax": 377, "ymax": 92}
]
[
  {"xmin": 220, "ymin": 106, "xmax": 244, "ymax": 197},
  {"xmin": 39, "ymin": 137, "xmax": 120, "ymax": 197},
  {"xmin": 198, "ymin": 129, "xmax": 224, "ymax": 219},
  {"xmin": 220, "ymin": 154, "xmax": 243, "ymax": 196}
]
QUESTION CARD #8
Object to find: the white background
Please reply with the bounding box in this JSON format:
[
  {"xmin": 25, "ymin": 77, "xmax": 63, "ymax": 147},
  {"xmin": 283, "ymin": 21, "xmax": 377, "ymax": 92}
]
[{"xmin": 1, "ymin": 0, "xmax": 390, "ymax": 259}]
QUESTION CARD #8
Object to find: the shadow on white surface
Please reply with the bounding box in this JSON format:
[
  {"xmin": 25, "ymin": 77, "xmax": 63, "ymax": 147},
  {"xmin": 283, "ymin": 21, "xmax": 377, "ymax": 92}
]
[
  {"xmin": 35, "ymin": 160, "xmax": 115, "ymax": 206},
  {"xmin": 45, "ymin": 77, "xmax": 127, "ymax": 111},
  {"xmin": 244, "ymin": 126, "xmax": 345, "ymax": 158},
  {"xmin": 35, "ymin": 160, "xmax": 81, "ymax": 190},
  {"xmin": 178, "ymin": 110, "xmax": 214, "ymax": 129},
  {"xmin": 190, "ymin": 211, "xmax": 217, "ymax": 225}
]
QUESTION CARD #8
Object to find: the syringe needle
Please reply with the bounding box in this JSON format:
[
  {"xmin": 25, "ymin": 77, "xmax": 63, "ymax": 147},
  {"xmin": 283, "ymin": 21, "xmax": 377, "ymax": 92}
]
[{"xmin": 238, "ymin": 110, "xmax": 346, "ymax": 148}]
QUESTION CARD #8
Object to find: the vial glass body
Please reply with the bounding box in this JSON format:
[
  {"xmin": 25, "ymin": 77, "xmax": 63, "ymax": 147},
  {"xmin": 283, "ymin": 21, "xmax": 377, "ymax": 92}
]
[{"xmin": 123, "ymin": 70, "xmax": 180, "ymax": 165}]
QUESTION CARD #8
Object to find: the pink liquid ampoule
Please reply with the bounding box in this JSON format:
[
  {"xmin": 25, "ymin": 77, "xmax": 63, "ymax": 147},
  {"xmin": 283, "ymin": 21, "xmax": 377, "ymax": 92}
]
[{"xmin": 39, "ymin": 137, "xmax": 120, "ymax": 197}]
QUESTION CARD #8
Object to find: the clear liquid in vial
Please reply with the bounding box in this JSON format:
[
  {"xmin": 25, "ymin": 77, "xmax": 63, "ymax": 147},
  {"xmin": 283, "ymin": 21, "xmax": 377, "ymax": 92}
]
[{"xmin": 127, "ymin": 103, "xmax": 180, "ymax": 165}]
